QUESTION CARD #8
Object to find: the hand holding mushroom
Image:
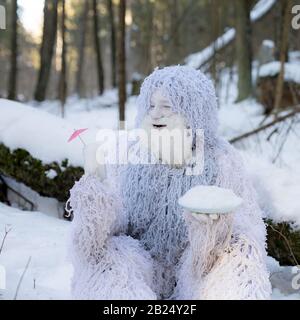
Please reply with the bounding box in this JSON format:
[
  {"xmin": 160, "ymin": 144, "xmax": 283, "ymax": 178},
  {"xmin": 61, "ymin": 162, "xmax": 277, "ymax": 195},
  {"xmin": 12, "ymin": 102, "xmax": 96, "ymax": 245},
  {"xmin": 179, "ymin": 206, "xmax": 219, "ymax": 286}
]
[
  {"xmin": 178, "ymin": 185, "xmax": 243, "ymax": 223},
  {"xmin": 178, "ymin": 185, "xmax": 243, "ymax": 272}
]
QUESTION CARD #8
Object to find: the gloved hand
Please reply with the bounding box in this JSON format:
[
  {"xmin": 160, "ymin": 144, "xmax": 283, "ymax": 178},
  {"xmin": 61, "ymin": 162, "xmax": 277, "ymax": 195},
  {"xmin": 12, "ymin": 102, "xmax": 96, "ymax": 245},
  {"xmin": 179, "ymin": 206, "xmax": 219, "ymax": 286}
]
[{"xmin": 83, "ymin": 142, "xmax": 106, "ymax": 180}]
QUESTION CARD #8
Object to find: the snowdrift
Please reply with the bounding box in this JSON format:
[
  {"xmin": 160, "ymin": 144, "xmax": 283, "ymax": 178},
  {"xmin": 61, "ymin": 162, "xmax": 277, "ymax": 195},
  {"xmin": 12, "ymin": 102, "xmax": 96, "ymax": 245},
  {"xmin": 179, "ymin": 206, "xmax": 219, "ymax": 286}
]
[{"xmin": 0, "ymin": 99, "xmax": 84, "ymax": 203}]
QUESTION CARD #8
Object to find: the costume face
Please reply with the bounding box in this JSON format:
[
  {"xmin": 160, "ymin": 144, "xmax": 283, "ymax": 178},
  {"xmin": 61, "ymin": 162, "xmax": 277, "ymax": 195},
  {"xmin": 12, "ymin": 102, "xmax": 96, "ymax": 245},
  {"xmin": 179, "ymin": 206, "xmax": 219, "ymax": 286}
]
[
  {"xmin": 140, "ymin": 89, "xmax": 192, "ymax": 166},
  {"xmin": 148, "ymin": 89, "xmax": 179, "ymax": 128}
]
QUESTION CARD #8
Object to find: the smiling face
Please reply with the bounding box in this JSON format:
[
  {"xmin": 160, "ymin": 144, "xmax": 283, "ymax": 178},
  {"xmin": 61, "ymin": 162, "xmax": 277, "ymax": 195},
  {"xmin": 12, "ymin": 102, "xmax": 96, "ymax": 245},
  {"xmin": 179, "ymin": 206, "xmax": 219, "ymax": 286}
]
[
  {"xmin": 147, "ymin": 89, "xmax": 188, "ymax": 130},
  {"xmin": 149, "ymin": 89, "xmax": 176, "ymax": 128},
  {"xmin": 140, "ymin": 89, "xmax": 193, "ymax": 166}
]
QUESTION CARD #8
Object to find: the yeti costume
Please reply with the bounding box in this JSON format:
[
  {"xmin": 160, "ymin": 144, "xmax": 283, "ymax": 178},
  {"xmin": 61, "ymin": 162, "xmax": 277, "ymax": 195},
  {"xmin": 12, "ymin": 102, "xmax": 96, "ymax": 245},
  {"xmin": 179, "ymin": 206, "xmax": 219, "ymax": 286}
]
[{"xmin": 67, "ymin": 66, "xmax": 272, "ymax": 300}]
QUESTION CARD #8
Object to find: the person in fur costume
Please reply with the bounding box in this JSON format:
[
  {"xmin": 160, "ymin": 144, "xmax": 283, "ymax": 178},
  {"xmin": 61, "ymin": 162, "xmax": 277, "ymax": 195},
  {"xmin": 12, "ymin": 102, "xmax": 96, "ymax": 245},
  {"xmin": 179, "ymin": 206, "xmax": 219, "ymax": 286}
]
[{"xmin": 66, "ymin": 66, "xmax": 272, "ymax": 300}]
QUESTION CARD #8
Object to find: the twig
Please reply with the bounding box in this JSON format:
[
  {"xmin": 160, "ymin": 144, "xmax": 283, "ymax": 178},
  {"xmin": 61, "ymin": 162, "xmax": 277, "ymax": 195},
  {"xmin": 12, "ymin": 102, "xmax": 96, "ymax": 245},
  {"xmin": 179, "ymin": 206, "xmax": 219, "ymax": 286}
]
[
  {"xmin": 0, "ymin": 226, "xmax": 12, "ymax": 256},
  {"xmin": 13, "ymin": 256, "xmax": 32, "ymax": 300},
  {"xmin": 229, "ymin": 106, "xmax": 300, "ymax": 144},
  {"xmin": 272, "ymin": 116, "xmax": 297, "ymax": 163},
  {"xmin": 269, "ymin": 224, "xmax": 299, "ymax": 266}
]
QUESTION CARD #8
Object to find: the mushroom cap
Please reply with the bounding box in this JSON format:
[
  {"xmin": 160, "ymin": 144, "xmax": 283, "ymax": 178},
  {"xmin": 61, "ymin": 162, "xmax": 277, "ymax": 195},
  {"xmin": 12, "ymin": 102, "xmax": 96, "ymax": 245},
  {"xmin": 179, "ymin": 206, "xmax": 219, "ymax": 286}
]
[{"xmin": 178, "ymin": 185, "xmax": 243, "ymax": 214}]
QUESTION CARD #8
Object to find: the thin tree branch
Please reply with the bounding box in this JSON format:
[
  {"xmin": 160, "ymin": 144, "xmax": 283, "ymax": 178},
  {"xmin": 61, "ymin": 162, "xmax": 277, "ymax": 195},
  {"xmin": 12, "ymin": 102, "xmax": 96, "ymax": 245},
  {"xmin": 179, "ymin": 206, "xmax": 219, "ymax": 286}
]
[
  {"xmin": 14, "ymin": 256, "xmax": 32, "ymax": 300},
  {"xmin": 0, "ymin": 226, "xmax": 12, "ymax": 256},
  {"xmin": 269, "ymin": 224, "xmax": 299, "ymax": 266},
  {"xmin": 229, "ymin": 106, "xmax": 300, "ymax": 144}
]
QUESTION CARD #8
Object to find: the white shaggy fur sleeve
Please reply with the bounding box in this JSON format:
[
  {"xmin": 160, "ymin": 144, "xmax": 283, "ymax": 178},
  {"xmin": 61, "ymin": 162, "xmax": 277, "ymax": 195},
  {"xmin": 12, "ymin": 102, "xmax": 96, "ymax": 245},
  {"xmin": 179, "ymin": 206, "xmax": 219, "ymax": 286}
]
[
  {"xmin": 67, "ymin": 174, "xmax": 126, "ymax": 266},
  {"xmin": 210, "ymin": 140, "xmax": 272, "ymax": 299}
]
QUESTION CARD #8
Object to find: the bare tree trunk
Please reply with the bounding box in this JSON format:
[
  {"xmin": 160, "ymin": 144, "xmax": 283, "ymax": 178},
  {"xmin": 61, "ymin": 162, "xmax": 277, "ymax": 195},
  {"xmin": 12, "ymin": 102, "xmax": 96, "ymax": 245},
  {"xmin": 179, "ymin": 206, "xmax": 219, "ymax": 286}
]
[
  {"xmin": 34, "ymin": 0, "xmax": 58, "ymax": 102},
  {"xmin": 235, "ymin": 0, "xmax": 252, "ymax": 102},
  {"xmin": 168, "ymin": 0, "xmax": 180, "ymax": 64},
  {"xmin": 144, "ymin": 1, "xmax": 154, "ymax": 75},
  {"xmin": 92, "ymin": 0, "xmax": 104, "ymax": 95},
  {"xmin": 7, "ymin": 0, "xmax": 17, "ymax": 100},
  {"xmin": 117, "ymin": 0, "xmax": 126, "ymax": 127},
  {"xmin": 274, "ymin": 0, "xmax": 292, "ymax": 113},
  {"xmin": 75, "ymin": 0, "xmax": 89, "ymax": 98},
  {"xmin": 107, "ymin": 0, "xmax": 117, "ymax": 88},
  {"xmin": 210, "ymin": 0, "xmax": 219, "ymax": 84},
  {"xmin": 58, "ymin": 0, "xmax": 67, "ymax": 117}
]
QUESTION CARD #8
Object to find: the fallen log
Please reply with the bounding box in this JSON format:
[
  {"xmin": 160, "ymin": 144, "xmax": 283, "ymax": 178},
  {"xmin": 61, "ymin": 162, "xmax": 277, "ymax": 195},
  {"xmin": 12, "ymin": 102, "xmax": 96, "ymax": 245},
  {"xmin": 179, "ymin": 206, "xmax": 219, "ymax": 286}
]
[{"xmin": 0, "ymin": 143, "xmax": 83, "ymax": 203}]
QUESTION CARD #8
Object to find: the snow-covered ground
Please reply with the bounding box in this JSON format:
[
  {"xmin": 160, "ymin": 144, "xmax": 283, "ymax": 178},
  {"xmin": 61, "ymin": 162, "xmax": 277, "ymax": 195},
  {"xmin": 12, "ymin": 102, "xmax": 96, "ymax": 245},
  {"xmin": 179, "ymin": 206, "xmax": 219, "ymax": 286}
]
[
  {"xmin": 0, "ymin": 57, "xmax": 300, "ymax": 299},
  {"xmin": 0, "ymin": 203, "xmax": 72, "ymax": 300}
]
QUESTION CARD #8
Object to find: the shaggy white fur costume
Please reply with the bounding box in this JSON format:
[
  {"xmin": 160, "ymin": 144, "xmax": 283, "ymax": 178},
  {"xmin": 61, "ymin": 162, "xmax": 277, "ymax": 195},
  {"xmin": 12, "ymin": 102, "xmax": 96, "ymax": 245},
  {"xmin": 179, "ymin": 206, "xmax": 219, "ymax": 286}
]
[{"xmin": 67, "ymin": 66, "xmax": 272, "ymax": 300}]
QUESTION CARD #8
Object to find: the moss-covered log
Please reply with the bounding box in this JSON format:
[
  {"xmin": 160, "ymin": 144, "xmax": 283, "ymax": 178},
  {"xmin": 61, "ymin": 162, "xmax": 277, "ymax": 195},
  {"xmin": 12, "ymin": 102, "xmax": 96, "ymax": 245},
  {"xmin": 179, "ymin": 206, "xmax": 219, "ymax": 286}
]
[{"xmin": 0, "ymin": 143, "xmax": 83, "ymax": 202}]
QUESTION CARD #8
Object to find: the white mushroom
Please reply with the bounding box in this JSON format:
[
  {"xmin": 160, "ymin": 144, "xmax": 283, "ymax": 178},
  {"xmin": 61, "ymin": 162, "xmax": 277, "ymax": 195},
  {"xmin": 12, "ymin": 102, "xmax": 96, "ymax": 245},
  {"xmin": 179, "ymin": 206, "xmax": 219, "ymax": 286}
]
[{"xmin": 178, "ymin": 185, "xmax": 243, "ymax": 217}]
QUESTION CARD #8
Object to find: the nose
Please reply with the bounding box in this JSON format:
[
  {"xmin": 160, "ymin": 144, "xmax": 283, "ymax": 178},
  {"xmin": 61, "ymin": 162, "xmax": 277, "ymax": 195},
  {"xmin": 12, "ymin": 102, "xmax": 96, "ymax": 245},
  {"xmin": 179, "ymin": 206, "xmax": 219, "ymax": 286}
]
[{"xmin": 149, "ymin": 105, "xmax": 161, "ymax": 120}]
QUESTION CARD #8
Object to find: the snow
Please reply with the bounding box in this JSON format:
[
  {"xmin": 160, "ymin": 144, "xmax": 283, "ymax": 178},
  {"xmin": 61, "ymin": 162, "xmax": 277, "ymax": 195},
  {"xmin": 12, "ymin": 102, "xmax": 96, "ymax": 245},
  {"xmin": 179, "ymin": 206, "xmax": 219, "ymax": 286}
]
[
  {"xmin": 272, "ymin": 289, "xmax": 300, "ymax": 300},
  {"xmin": 185, "ymin": 28, "xmax": 235, "ymax": 69},
  {"xmin": 45, "ymin": 169, "xmax": 58, "ymax": 179},
  {"xmin": 267, "ymin": 256, "xmax": 300, "ymax": 299},
  {"xmin": 185, "ymin": 0, "xmax": 276, "ymax": 68},
  {"xmin": 262, "ymin": 39, "xmax": 275, "ymax": 49},
  {"xmin": 250, "ymin": 0, "xmax": 277, "ymax": 21},
  {"xmin": 242, "ymin": 153, "xmax": 300, "ymax": 228},
  {"xmin": 0, "ymin": 99, "xmax": 84, "ymax": 167},
  {"xmin": 32, "ymin": 91, "xmax": 137, "ymax": 130},
  {"xmin": 178, "ymin": 186, "xmax": 243, "ymax": 214},
  {"xmin": 217, "ymin": 66, "xmax": 300, "ymax": 227},
  {"xmin": 258, "ymin": 61, "xmax": 300, "ymax": 84},
  {"xmin": 289, "ymin": 51, "xmax": 300, "ymax": 63},
  {"xmin": 0, "ymin": 203, "xmax": 72, "ymax": 300}
]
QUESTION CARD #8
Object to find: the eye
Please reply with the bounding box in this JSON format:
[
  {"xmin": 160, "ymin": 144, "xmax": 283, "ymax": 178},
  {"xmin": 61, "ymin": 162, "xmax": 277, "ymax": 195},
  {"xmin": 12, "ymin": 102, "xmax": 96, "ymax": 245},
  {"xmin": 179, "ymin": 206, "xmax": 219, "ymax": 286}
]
[
  {"xmin": 163, "ymin": 105, "xmax": 171, "ymax": 109},
  {"xmin": 150, "ymin": 104, "xmax": 155, "ymax": 108}
]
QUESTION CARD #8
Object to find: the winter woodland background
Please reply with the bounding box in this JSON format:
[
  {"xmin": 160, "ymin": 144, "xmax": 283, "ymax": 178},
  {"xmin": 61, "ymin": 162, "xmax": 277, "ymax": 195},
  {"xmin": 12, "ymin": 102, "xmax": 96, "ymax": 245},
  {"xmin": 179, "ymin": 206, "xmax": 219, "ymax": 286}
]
[{"xmin": 0, "ymin": 0, "xmax": 300, "ymax": 299}]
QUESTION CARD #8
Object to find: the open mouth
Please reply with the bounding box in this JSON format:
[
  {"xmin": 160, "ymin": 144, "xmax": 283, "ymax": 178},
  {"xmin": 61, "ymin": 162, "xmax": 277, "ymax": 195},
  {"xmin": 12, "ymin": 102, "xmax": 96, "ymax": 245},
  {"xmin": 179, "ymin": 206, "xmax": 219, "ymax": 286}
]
[{"xmin": 152, "ymin": 124, "xmax": 167, "ymax": 129}]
